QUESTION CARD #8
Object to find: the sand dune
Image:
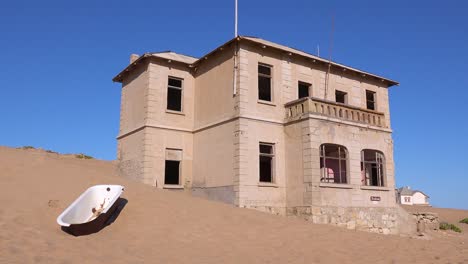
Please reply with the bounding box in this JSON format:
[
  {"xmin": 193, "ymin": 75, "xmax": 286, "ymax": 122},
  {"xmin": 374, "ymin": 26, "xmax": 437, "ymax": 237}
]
[{"xmin": 0, "ymin": 146, "xmax": 467, "ymax": 264}]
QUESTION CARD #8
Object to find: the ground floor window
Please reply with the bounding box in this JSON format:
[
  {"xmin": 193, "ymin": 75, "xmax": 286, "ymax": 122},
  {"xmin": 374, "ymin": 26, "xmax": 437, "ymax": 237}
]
[
  {"xmin": 259, "ymin": 143, "xmax": 275, "ymax": 183},
  {"xmin": 361, "ymin": 149, "xmax": 385, "ymax": 186},
  {"xmin": 164, "ymin": 149, "xmax": 182, "ymax": 185},
  {"xmin": 320, "ymin": 144, "xmax": 348, "ymax": 184},
  {"xmin": 404, "ymin": 197, "xmax": 411, "ymax": 203}
]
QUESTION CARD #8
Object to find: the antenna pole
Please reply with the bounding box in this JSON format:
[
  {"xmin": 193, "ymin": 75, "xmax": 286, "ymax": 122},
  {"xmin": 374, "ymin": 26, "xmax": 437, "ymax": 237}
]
[
  {"xmin": 324, "ymin": 13, "xmax": 335, "ymax": 100},
  {"xmin": 235, "ymin": 0, "xmax": 238, "ymax": 37}
]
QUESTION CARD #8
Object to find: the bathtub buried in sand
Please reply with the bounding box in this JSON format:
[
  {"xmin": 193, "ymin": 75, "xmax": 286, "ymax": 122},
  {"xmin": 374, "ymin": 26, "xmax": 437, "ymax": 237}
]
[{"xmin": 57, "ymin": 185, "xmax": 125, "ymax": 235}]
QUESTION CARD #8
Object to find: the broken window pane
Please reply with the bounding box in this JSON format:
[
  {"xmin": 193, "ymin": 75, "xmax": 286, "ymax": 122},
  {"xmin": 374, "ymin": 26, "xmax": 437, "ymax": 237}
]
[
  {"xmin": 361, "ymin": 149, "xmax": 385, "ymax": 186},
  {"xmin": 165, "ymin": 160, "xmax": 180, "ymax": 185},
  {"xmin": 320, "ymin": 144, "xmax": 348, "ymax": 184},
  {"xmin": 366, "ymin": 90, "xmax": 376, "ymax": 110},
  {"xmin": 259, "ymin": 143, "xmax": 274, "ymax": 183},
  {"xmin": 298, "ymin": 82, "xmax": 310, "ymax": 99},
  {"xmin": 258, "ymin": 64, "xmax": 272, "ymax": 101},
  {"xmin": 168, "ymin": 78, "xmax": 182, "ymax": 88},
  {"xmin": 167, "ymin": 77, "xmax": 183, "ymax": 111},
  {"xmin": 259, "ymin": 156, "xmax": 272, "ymax": 182},
  {"xmin": 335, "ymin": 90, "xmax": 347, "ymax": 104},
  {"xmin": 167, "ymin": 87, "xmax": 182, "ymax": 111},
  {"xmin": 259, "ymin": 144, "xmax": 273, "ymax": 154},
  {"xmin": 258, "ymin": 64, "xmax": 271, "ymax": 75}
]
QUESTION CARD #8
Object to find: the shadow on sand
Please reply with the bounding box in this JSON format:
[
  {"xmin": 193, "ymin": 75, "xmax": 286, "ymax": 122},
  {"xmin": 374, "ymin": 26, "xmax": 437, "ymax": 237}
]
[{"xmin": 61, "ymin": 198, "xmax": 128, "ymax": 236}]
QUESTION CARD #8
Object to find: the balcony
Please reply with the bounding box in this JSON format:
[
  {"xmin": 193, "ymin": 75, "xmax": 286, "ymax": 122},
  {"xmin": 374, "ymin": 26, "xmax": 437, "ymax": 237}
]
[{"xmin": 285, "ymin": 97, "xmax": 387, "ymax": 128}]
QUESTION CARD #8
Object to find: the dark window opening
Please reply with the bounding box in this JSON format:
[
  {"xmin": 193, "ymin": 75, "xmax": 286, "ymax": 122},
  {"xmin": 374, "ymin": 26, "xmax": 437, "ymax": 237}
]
[
  {"xmin": 335, "ymin": 90, "xmax": 347, "ymax": 104},
  {"xmin": 164, "ymin": 160, "xmax": 180, "ymax": 185},
  {"xmin": 258, "ymin": 64, "xmax": 272, "ymax": 101},
  {"xmin": 361, "ymin": 149, "xmax": 385, "ymax": 186},
  {"xmin": 366, "ymin": 90, "xmax": 376, "ymax": 110},
  {"xmin": 259, "ymin": 143, "xmax": 274, "ymax": 183},
  {"xmin": 320, "ymin": 144, "xmax": 348, "ymax": 184},
  {"xmin": 167, "ymin": 77, "xmax": 183, "ymax": 111},
  {"xmin": 298, "ymin": 82, "xmax": 310, "ymax": 99}
]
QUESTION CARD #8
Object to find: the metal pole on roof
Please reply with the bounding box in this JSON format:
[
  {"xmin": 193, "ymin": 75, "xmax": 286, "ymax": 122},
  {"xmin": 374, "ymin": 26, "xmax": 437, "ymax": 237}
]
[
  {"xmin": 232, "ymin": 0, "xmax": 239, "ymax": 96},
  {"xmin": 235, "ymin": 0, "xmax": 238, "ymax": 37},
  {"xmin": 324, "ymin": 13, "xmax": 335, "ymax": 100}
]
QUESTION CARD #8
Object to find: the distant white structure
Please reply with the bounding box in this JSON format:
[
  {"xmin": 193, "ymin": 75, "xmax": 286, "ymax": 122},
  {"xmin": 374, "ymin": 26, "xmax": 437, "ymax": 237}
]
[{"xmin": 396, "ymin": 186, "xmax": 430, "ymax": 206}]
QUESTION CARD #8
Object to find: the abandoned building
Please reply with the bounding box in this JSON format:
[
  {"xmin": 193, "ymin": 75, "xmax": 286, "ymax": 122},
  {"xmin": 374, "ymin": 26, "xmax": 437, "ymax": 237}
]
[
  {"xmin": 397, "ymin": 186, "xmax": 430, "ymax": 206},
  {"xmin": 113, "ymin": 36, "xmax": 411, "ymax": 234}
]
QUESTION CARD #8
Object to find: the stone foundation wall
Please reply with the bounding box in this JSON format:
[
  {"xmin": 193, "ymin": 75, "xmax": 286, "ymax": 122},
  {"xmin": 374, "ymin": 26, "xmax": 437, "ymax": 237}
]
[
  {"xmin": 412, "ymin": 212, "xmax": 439, "ymax": 232},
  {"xmin": 287, "ymin": 206, "xmax": 416, "ymax": 235}
]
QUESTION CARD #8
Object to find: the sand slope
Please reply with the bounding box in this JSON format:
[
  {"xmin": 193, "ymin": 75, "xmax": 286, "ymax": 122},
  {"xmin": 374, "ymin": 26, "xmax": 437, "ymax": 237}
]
[{"xmin": 0, "ymin": 146, "xmax": 467, "ymax": 264}]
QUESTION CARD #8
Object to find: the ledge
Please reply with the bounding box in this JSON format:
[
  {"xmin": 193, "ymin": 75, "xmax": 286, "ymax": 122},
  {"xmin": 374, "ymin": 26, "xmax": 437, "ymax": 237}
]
[
  {"xmin": 319, "ymin": 183, "xmax": 353, "ymax": 189},
  {"xmin": 163, "ymin": 184, "xmax": 184, "ymax": 189},
  {"xmin": 360, "ymin": 185, "xmax": 391, "ymax": 191},
  {"xmin": 165, "ymin": 110, "xmax": 185, "ymax": 116},
  {"xmin": 257, "ymin": 100, "xmax": 277, "ymax": 107},
  {"xmin": 258, "ymin": 182, "xmax": 279, "ymax": 188}
]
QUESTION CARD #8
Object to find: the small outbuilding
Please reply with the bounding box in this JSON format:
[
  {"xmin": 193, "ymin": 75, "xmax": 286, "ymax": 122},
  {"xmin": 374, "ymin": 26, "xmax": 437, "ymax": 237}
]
[{"xmin": 396, "ymin": 186, "xmax": 430, "ymax": 206}]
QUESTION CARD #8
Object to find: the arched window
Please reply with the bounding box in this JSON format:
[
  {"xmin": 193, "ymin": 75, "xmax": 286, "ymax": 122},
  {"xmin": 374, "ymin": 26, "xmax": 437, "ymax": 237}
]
[
  {"xmin": 361, "ymin": 149, "xmax": 385, "ymax": 186},
  {"xmin": 320, "ymin": 144, "xmax": 348, "ymax": 184}
]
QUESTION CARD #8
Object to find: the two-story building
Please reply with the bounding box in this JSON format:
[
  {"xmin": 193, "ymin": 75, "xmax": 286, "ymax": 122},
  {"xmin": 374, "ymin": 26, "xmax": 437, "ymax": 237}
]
[{"xmin": 113, "ymin": 36, "xmax": 412, "ymax": 234}]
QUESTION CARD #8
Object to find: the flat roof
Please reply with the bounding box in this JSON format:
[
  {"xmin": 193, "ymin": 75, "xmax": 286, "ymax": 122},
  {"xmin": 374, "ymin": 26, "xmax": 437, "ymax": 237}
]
[{"xmin": 113, "ymin": 36, "xmax": 399, "ymax": 87}]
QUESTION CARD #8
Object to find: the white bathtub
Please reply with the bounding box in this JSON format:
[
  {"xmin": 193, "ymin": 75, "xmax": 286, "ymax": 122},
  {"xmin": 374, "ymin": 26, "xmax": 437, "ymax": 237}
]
[{"xmin": 57, "ymin": 185, "xmax": 125, "ymax": 228}]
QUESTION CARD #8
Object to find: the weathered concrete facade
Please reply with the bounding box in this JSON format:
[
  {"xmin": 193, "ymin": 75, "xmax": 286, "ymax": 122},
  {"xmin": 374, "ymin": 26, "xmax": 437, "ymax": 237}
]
[{"xmin": 114, "ymin": 36, "xmax": 412, "ymax": 234}]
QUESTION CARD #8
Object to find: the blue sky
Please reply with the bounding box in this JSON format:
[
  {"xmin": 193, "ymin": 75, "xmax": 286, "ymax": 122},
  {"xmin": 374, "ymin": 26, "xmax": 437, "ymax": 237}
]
[{"xmin": 1, "ymin": 0, "xmax": 467, "ymax": 209}]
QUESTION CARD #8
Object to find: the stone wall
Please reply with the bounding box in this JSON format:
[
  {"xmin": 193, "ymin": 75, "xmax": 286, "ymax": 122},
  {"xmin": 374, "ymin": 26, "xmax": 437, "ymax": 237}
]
[
  {"xmin": 412, "ymin": 212, "xmax": 439, "ymax": 233},
  {"xmin": 286, "ymin": 206, "xmax": 417, "ymax": 235}
]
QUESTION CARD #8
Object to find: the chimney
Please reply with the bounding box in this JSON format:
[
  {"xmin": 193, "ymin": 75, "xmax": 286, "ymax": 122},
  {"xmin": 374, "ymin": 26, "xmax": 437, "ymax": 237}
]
[{"xmin": 130, "ymin": 54, "xmax": 140, "ymax": 63}]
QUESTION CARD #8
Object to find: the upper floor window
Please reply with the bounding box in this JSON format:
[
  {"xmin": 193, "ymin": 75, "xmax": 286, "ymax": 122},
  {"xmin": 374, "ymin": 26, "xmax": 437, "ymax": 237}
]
[
  {"xmin": 361, "ymin": 149, "xmax": 385, "ymax": 187},
  {"xmin": 335, "ymin": 90, "xmax": 347, "ymax": 104},
  {"xmin": 167, "ymin": 77, "xmax": 183, "ymax": 112},
  {"xmin": 298, "ymin": 81, "xmax": 311, "ymax": 99},
  {"xmin": 259, "ymin": 143, "xmax": 275, "ymax": 183},
  {"xmin": 258, "ymin": 64, "xmax": 272, "ymax": 102},
  {"xmin": 320, "ymin": 144, "xmax": 348, "ymax": 184},
  {"xmin": 366, "ymin": 90, "xmax": 376, "ymax": 110}
]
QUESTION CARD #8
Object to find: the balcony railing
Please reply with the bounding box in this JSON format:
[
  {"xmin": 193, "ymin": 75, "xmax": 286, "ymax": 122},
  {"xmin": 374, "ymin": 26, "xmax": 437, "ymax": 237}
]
[{"xmin": 285, "ymin": 97, "xmax": 387, "ymax": 128}]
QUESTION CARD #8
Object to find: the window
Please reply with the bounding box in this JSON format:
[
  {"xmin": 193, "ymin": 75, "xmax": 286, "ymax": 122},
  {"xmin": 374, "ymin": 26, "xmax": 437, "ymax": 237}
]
[
  {"xmin": 366, "ymin": 90, "xmax": 376, "ymax": 110},
  {"xmin": 335, "ymin": 90, "xmax": 347, "ymax": 104},
  {"xmin": 320, "ymin": 144, "xmax": 348, "ymax": 184},
  {"xmin": 259, "ymin": 143, "xmax": 275, "ymax": 183},
  {"xmin": 361, "ymin": 149, "xmax": 385, "ymax": 186},
  {"xmin": 164, "ymin": 149, "xmax": 182, "ymax": 185},
  {"xmin": 298, "ymin": 82, "xmax": 310, "ymax": 99},
  {"xmin": 258, "ymin": 64, "xmax": 272, "ymax": 102},
  {"xmin": 404, "ymin": 197, "xmax": 411, "ymax": 203},
  {"xmin": 167, "ymin": 77, "xmax": 183, "ymax": 111}
]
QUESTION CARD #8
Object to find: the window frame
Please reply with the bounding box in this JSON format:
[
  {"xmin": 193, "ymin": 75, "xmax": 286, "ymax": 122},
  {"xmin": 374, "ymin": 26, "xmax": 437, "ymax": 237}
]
[
  {"xmin": 361, "ymin": 149, "xmax": 386, "ymax": 187},
  {"xmin": 298, "ymin": 81, "xmax": 311, "ymax": 99},
  {"xmin": 166, "ymin": 76, "xmax": 184, "ymax": 112},
  {"xmin": 335, "ymin": 90, "xmax": 348, "ymax": 104},
  {"xmin": 164, "ymin": 148, "xmax": 183, "ymax": 186},
  {"xmin": 319, "ymin": 144, "xmax": 348, "ymax": 184},
  {"xmin": 366, "ymin": 90, "xmax": 376, "ymax": 111},
  {"xmin": 258, "ymin": 63, "xmax": 273, "ymax": 103},
  {"xmin": 259, "ymin": 142, "xmax": 275, "ymax": 183}
]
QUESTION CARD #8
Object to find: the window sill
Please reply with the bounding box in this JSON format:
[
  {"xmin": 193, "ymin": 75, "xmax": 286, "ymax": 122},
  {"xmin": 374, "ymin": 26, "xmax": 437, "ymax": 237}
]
[
  {"xmin": 319, "ymin": 183, "xmax": 353, "ymax": 189},
  {"xmin": 163, "ymin": 184, "xmax": 184, "ymax": 189},
  {"xmin": 258, "ymin": 182, "xmax": 278, "ymax": 188},
  {"xmin": 360, "ymin": 185, "xmax": 391, "ymax": 191},
  {"xmin": 165, "ymin": 110, "xmax": 185, "ymax": 116},
  {"xmin": 257, "ymin": 100, "xmax": 276, "ymax": 107}
]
